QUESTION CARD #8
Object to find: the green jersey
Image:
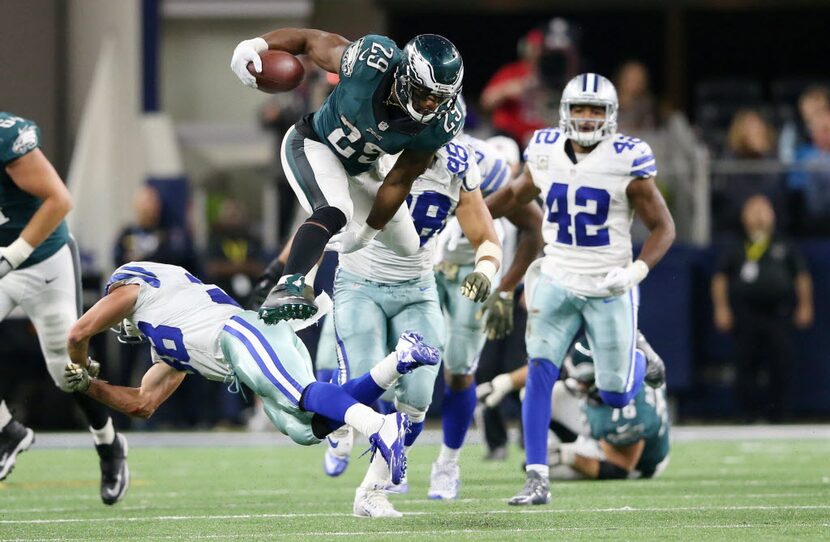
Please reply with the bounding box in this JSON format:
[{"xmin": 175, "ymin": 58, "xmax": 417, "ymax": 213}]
[
  {"xmin": 0, "ymin": 113, "xmax": 69, "ymax": 268},
  {"xmin": 587, "ymin": 385, "xmax": 671, "ymax": 477},
  {"xmin": 307, "ymin": 35, "xmax": 464, "ymax": 176}
]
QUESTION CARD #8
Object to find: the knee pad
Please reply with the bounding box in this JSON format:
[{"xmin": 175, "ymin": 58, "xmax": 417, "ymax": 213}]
[
  {"xmin": 309, "ymin": 206, "xmax": 347, "ymax": 235},
  {"xmin": 394, "ymin": 400, "xmax": 426, "ymax": 423}
]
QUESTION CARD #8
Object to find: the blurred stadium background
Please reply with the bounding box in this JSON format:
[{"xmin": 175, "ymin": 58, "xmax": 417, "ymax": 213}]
[{"xmin": 2, "ymin": 0, "xmax": 830, "ymax": 431}]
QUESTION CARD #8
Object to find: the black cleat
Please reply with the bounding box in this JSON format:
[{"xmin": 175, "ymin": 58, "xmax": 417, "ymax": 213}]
[
  {"xmin": 0, "ymin": 420, "xmax": 35, "ymax": 481},
  {"xmin": 508, "ymin": 470, "xmax": 551, "ymax": 506},
  {"xmin": 637, "ymin": 331, "xmax": 666, "ymax": 388},
  {"xmin": 97, "ymin": 433, "xmax": 130, "ymax": 505},
  {"xmin": 257, "ymin": 274, "xmax": 318, "ymax": 324}
]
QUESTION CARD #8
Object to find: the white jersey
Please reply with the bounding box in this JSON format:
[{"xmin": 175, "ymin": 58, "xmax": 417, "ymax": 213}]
[
  {"xmin": 339, "ymin": 138, "xmax": 480, "ymax": 283},
  {"xmin": 437, "ymin": 134, "xmax": 513, "ymax": 265},
  {"xmin": 524, "ymin": 128, "xmax": 657, "ymax": 297},
  {"xmin": 105, "ymin": 262, "xmax": 244, "ymax": 381}
]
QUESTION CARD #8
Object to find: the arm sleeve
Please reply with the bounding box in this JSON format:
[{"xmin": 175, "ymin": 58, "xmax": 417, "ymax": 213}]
[{"xmin": 0, "ymin": 116, "xmax": 41, "ymax": 165}]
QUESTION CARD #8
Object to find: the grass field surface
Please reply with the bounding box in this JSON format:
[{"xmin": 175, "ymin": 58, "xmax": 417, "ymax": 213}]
[{"xmin": 1, "ymin": 429, "xmax": 828, "ymax": 541}]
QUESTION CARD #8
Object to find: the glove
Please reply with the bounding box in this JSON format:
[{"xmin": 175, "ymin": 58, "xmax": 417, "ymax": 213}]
[
  {"xmin": 326, "ymin": 224, "xmax": 379, "ymax": 254},
  {"xmin": 460, "ymin": 271, "xmax": 491, "ymax": 303},
  {"xmin": 230, "ymin": 37, "xmax": 268, "ymax": 88},
  {"xmin": 476, "ymin": 373, "xmax": 513, "ymax": 408},
  {"xmin": 549, "ymin": 443, "xmax": 577, "ymax": 467},
  {"xmin": 477, "ymin": 290, "xmax": 514, "ymax": 340},
  {"xmin": 64, "ymin": 362, "xmax": 92, "ymax": 392},
  {"xmin": 597, "ymin": 260, "xmax": 649, "ymax": 296},
  {"xmin": 248, "ymin": 259, "xmax": 285, "ymax": 310}
]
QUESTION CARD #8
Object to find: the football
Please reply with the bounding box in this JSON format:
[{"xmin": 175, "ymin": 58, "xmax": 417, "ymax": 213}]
[{"xmin": 247, "ymin": 50, "xmax": 305, "ymax": 93}]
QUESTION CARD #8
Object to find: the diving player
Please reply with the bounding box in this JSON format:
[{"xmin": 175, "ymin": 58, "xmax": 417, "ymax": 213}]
[
  {"xmin": 427, "ymin": 134, "xmax": 543, "ymax": 500},
  {"xmin": 230, "ymin": 29, "xmax": 465, "ymax": 323},
  {"xmin": 324, "ymin": 137, "xmax": 501, "ymax": 514},
  {"xmin": 484, "ymin": 73, "xmax": 675, "ymax": 505},
  {"xmin": 0, "ymin": 112, "xmax": 129, "ymax": 505},
  {"xmin": 62, "ymin": 262, "xmax": 441, "ymax": 517}
]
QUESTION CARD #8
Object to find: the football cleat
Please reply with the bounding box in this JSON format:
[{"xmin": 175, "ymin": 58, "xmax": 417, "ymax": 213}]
[
  {"xmin": 637, "ymin": 331, "xmax": 666, "ymax": 388},
  {"xmin": 353, "ymin": 486, "xmax": 402, "ymax": 518},
  {"xmin": 395, "ymin": 331, "xmax": 441, "ymax": 374},
  {"xmin": 0, "ymin": 420, "xmax": 35, "ymax": 481},
  {"xmin": 508, "ymin": 470, "xmax": 551, "ymax": 506},
  {"xmin": 384, "ymin": 472, "xmax": 409, "ymax": 494},
  {"xmin": 368, "ymin": 412, "xmax": 409, "ymax": 485},
  {"xmin": 96, "ymin": 433, "xmax": 130, "ymax": 505},
  {"xmin": 258, "ymin": 274, "xmax": 317, "ymax": 324},
  {"xmin": 323, "ymin": 425, "xmax": 353, "ymax": 477},
  {"xmin": 427, "ymin": 460, "xmax": 460, "ymax": 500}
]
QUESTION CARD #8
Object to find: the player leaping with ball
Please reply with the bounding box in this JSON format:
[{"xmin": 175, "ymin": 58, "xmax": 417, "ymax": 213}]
[{"xmin": 230, "ymin": 29, "xmax": 465, "ymax": 324}]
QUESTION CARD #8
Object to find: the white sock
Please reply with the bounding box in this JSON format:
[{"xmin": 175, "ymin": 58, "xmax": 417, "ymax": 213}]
[
  {"xmin": 437, "ymin": 444, "xmax": 461, "ymax": 464},
  {"xmin": 344, "ymin": 404, "xmax": 384, "ymax": 437},
  {"xmin": 90, "ymin": 417, "xmax": 115, "ymax": 445},
  {"xmin": 359, "ymin": 449, "xmax": 391, "ymax": 490},
  {"xmin": 0, "ymin": 400, "xmax": 11, "ymax": 431},
  {"xmin": 526, "ymin": 463, "xmax": 549, "ymax": 478},
  {"xmin": 369, "ymin": 353, "xmax": 400, "ymax": 389}
]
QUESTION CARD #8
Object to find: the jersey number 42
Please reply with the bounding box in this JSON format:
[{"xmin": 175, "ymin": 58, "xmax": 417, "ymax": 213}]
[{"xmin": 546, "ymin": 183, "xmax": 611, "ymax": 247}]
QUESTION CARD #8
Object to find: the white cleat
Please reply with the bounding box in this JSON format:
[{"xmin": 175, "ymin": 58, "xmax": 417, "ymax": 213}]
[
  {"xmin": 427, "ymin": 460, "xmax": 460, "ymax": 500},
  {"xmin": 353, "ymin": 486, "xmax": 403, "ymax": 518},
  {"xmin": 323, "ymin": 425, "xmax": 353, "ymax": 477}
]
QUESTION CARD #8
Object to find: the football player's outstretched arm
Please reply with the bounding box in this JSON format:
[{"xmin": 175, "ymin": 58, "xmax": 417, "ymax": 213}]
[
  {"xmin": 484, "ymin": 165, "xmax": 541, "ymax": 219},
  {"xmin": 84, "ymin": 363, "xmax": 186, "ymax": 420},
  {"xmin": 2, "ymin": 149, "xmax": 73, "ymax": 271},
  {"xmin": 568, "ymin": 439, "xmax": 645, "ymax": 480},
  {"xmin": 456, "ymin": 188, "xmax": 502, "ymax": 302},
  {"xmin": 627, "ymin": 178, "xmax": 675, "ymax": 269},
  {"xmin": 67, "ymin": 284, "xmax": 141, "ymax": 369},
  {"xmin": 366, "ymin": 149, "xmax": 434, "ymax": 230},
  {"xmin": 231, "ymin": 28, "xmax": 349, "ymax": 86}
]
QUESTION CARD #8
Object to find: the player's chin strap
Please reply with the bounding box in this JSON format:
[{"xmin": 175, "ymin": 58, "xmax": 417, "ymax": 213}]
[{"xmin": 285, "ymin": 291, "xmax": 333, "ymax": 332}]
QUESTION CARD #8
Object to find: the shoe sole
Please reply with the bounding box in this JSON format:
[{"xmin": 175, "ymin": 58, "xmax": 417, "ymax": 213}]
[
  {"xmin": 101, "ymin": 435, "xmax": 130, "ymax": 505},
  {"xmin": 259, "ymin": 303, "xmax": 318, "ymax": 324},
  {"xmin": 0, "ymin": 429, "xmax": 34, "ymax": 481}
]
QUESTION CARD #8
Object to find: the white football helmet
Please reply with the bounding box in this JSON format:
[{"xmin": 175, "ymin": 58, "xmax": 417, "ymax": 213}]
[{"xmin": 559, "ymin": 73, "xmax": 618, "ymax": 147}]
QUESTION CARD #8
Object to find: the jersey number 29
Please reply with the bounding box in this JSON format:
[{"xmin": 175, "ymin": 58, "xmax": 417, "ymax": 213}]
[{"xmin": 546, "ymin": 183, "xmax": 611, "ymax": 247}]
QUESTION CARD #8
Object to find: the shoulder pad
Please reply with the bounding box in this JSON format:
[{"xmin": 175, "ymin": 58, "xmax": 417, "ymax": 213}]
[
  {"xmin": 610, "ymin": 134, "xmax": 656, "ymax": 178},
  {"xmin": 0, "ymin": 114, "xmax": 40, "ymax": 164},
  {"xmin": 340, "ymin": 35, "xmax": 401, "ymax": 80}
]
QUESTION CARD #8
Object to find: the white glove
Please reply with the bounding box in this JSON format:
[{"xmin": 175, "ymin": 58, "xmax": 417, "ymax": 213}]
[
  {"xmin": 597, "ymin": 260, "xmax": 649, "ymax": 296},
  {"xmin": 0, "ymin": 238, "xmax": 34, "ymax": 279},
  {"xmin": 549, "ymin": 442, "xmax": 577, "ymax": 467},
  {"xmin": 326, "ymin": 224, "xmax": 380, "ymax": 254},
  {"xmin": 476, "ymin": 373, "xmax": 514, "ymax": 408},
  {"xmin": 230, "ymin": 37, "xmax": 268, "ymax": 88}
]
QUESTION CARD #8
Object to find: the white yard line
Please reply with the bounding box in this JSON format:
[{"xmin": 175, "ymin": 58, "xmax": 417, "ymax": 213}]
[{"xmin": 2, "ymin": 504, "xmax": 830, "ymax": 525}]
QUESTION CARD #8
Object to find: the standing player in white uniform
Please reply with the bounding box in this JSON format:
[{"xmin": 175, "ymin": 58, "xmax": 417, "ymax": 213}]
[
  {"xmin": 62, "ymin": 262, "xmax": 441, "ymax": 516},
  {"xmin": 324, "ymin": 138, "xmax": 501, "ymax": 514},
  {"xmin": 0, "ymin": 112, "xmax": 129, "ymax": 505},
  {"xmin": 427, "ymin": 134, "xmax": 543, "ymax": 500},
  {"xmin": 485, "ymin": 73, "xmax": 675, "ymax": 505}
]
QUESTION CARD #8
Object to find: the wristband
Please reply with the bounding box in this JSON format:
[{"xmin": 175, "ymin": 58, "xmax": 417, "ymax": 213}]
[
  {"xmin": 474, "ymin": 259, "xmax": 498, "ymax": 284},
  {"xmin": 1, "ymin": 237, "xmax": 34, "ymax": 268},
  {"xmin": 357, "ymin": 223, "xmax": 381, "ymax": 244},
  {"xmin": 629, "ymin": 260, "xmax": 649, "ymax": 285}
]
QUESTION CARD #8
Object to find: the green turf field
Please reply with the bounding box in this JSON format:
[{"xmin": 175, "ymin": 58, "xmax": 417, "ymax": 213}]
[{"xmin": 1, "ymin": 436, "xmax": 828, "ymax": 541}]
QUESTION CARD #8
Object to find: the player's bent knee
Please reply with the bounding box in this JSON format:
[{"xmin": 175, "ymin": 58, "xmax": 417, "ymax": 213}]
[
  {"xmin": 394, "ymin": 400, "xmax": 426, "ymax": 423},
  {"xmin": 309, "ymin": 206, "xmax": 348, "ymax": 234},
  {"xmin": 447, "ymin": 373, "xmax": 474, "ymax": 390}
]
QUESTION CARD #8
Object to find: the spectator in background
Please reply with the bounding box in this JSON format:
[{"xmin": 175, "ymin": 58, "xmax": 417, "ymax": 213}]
[
  {"xmin": 205, "ymin": 198, "xmax": 265, "ymax": 305},
  {"xmin": 614, "ymin": 61, "xmax": 657, "ymax": 132},
  {"xmin": 480, "ymin": 18, "xmax": 581, "ymax": 146},
  {"xmin": 779, "ymin": 84, "xmax": 829, "ymax": 164},
  {"xmin": 790, "ymin": 112, "xmax": 830, "ymax": 231},
  {"xmin": 713, "ymin": 110, "xmax": 782, "ymax": 234},
  {"xmin": 711, "ymin": 195, "xmax": 813, "ymax": 422}
]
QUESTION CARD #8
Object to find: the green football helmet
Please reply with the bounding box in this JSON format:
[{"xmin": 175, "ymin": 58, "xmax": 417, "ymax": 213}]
[{"xmin": 394, "ymin": 34, "xmax": 464, "ymax": 123}]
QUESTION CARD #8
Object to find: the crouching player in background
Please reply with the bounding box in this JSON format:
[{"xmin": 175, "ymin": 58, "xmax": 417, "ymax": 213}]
[
  {"xmin": 478, "ymin": 333, "xmax": 670, "ymax": 481},
  {"xmin": 63, "ymin": 261, "xmax": 442, "ymax": 515}
]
